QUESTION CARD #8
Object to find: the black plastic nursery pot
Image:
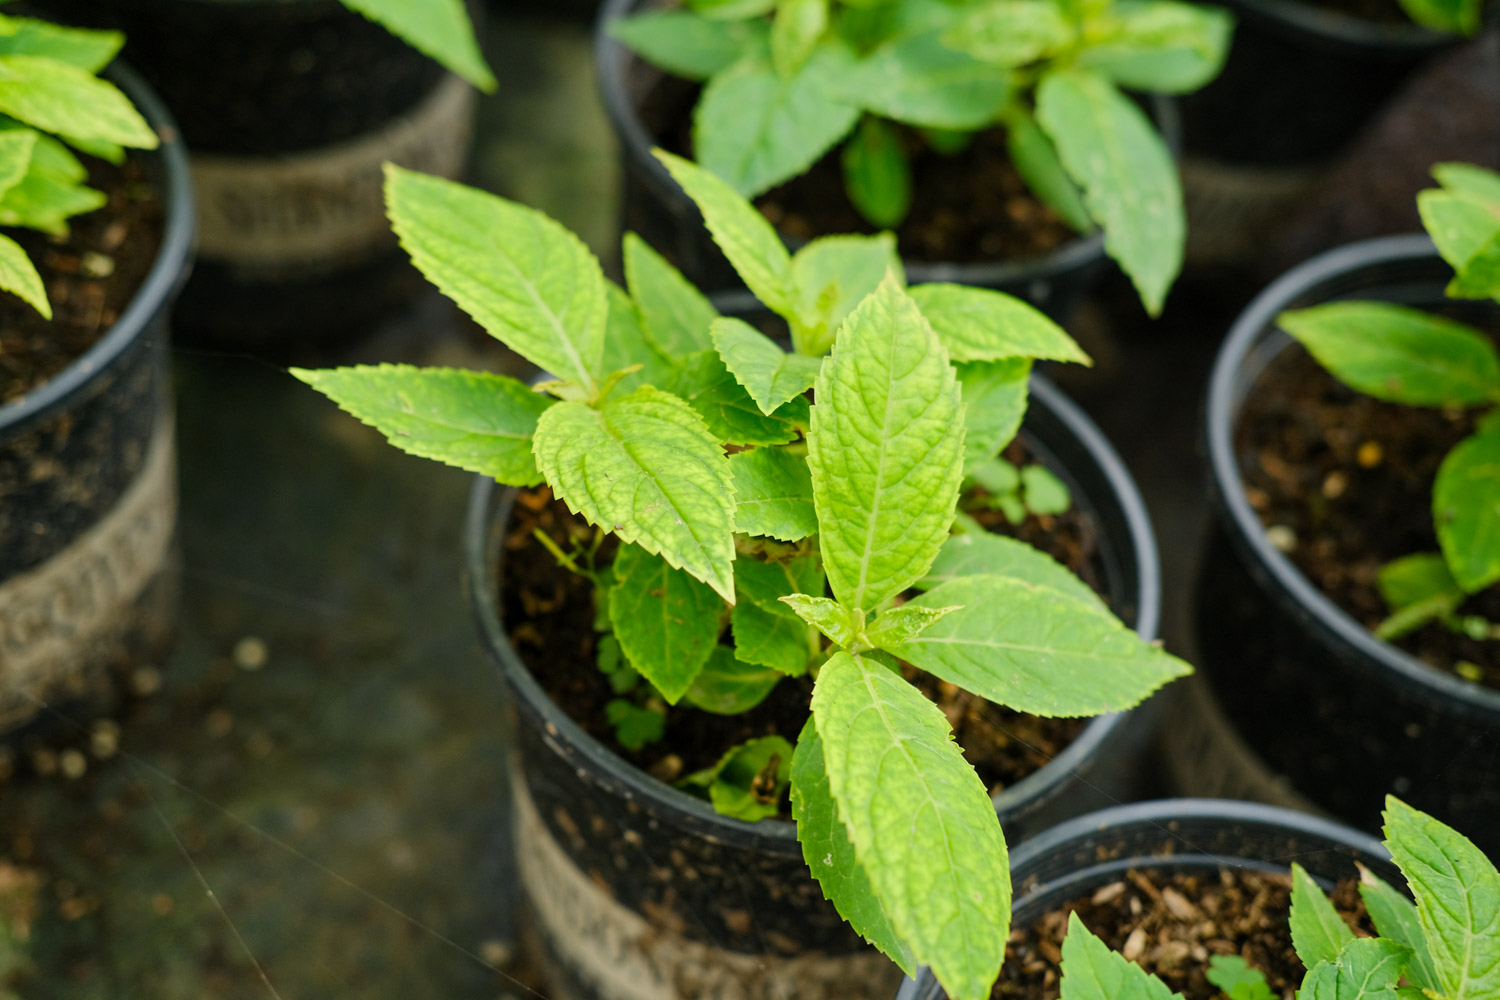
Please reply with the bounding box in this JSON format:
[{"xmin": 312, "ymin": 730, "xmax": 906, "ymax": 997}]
[
  {"xmin": 47, "ymin": 0, "xmax": 479, "ymax": 350},
  {"xmin": 0, "ymin": 66, "xmax": 195, "ymax": 739},
  {"xmin": 895, "ymin": 798, "xmax": 1403, "ymax": 1000},
  {"xmin": 1186, "ymin": 234, "xmax": 1500, "ymax": 853},
  {"xmin": 596, "ymin": 0, "xmax": 1179, "ymax": 316},
  {"xmin": 466, "ymin": 374, "xmax": 1167, "ymax": 1000}
]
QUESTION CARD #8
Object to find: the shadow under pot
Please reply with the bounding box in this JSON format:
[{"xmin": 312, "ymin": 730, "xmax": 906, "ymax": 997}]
[
  {"xmin": 594, "ymin": 0, "xmax": 1178, "ymax": 318},
  {"xmin": 47, "ymin": 0, "xmax": 479, "ymax": 354},
  {"xmin": 1185, "ymin": 233, "xmax": 1500, "ymax": 854},
  {"xmin": 896, "ymin": 798, "xmax": 1401, "ymax": 1000},
  {"xmin": 0, "ymin": 65, "xmax": 195, "ymax": 752},
  {"xmin": 465, "ymin": 373, "xmax": 1166, "ymax": 1000}
]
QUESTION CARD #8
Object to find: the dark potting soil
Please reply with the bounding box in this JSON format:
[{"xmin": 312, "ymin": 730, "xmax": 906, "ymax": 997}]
[
  {"xmin": 499, "ymin": 446, "xmax": 1104, "ymax": 805},
  {"xmin": 1236, "ymin": 342, "xmax": 1500, "ymax": 688},
  {"xmin": 0, "ymin": 155, "xmax": 163, "ymax": 406},
  {"xmin": 995, "ymin": 867, "xmax": 1368, "ymax": 1000},
  {"xmin": 640, "ymin": 77, "xmax": 1077, "ymax": 266}
]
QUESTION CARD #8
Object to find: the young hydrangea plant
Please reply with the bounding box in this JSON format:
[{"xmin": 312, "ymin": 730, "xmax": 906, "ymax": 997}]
[
  {"xmin": 1056, "ymin": 797, "xmax": 1499, "ymax": 1000},
  {"xmin": 294, "ymin": 149, "xmax": 1190, "ymax": 1000},
  {"xmin": 337, "ymin": 0, "xmax": 495, "ymax": 92},
  {"xmin": 610, "ymin": 0, "xmax": 1233, "ymax": 315},
  {"xmin": 1276, "ymin": 163, "xmax": 1500, "ymax": 678}
]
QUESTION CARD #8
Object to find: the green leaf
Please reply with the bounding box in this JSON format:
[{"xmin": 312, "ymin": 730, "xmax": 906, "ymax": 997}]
[
  {"xmin": 683, "ymin": 735, "xmax": 793, "ymax": 821},
  {"xmin": 0, "ymin": 55, "xmax": 156, "ymax": 148},
  {"xmin": 0, "ymin": 132, "xmax": 101, "ymax": 235},
  {"xmin": 622, "ymin": 232, "xmax": 719, "ymax": 358},
  {"xmin": 1298, "ymin": 939, "xmax": 1411, "ymax": 1000},
  {"xmin": 606, "ymin": 699, "xmax": 665, "ymax": 750},
  {"xmin": 916, "ymin": 531, "xmax": 1105, "ymax": 610},
  {"xmin": 0, "ymin": 230, "xmax": 45, "ymax": 317},
  {"xmin": 609, "ymin": 544, "xmax": 726, "ymax": 703},
  {"xmin": 684, "ymin": 646, "xmax": 782, "ymax": 714},
  {"xmin": 838, "ymin": 30, "xmax": 1010, "ymax": 130},
  {"xmin": 732, "ymin": 599, "xmax": 814, "ymax": 674},
  {"xmin": 908, "ymin": 282, "xmax": 1090, "ymax": 364},
  {"xmin": 340, "ymin": 0, "xmax": 495, "ymax": 91},
  {"xmin": 1396, "ymin": 0, "xmax": 1483, "ymax": 33},
  {"xmin": 1379, "ymin": 552, "xmax": 1465, "ymax": 609},
  {"xmin": 0, "ymin": 127, "xmax": 35, "ymax": 203},
  {"xmin": 737, "ymin": 550, "xmax": 826, "ymax": 610},
  {"xmin": 780, "ymin": 594, "xmax": 861, "ymax": 647},
  {"xmin": 385, "ymin": 165, "xmax": 606, "ymax": 393},
  {"xmin": 0, "ymin": 19, "xmax": 122, "ymax": 73},
  {"xmin": 1383, "ymin": 796, "xmax": 1500, "ymax": 1000},
  {"xmin": 890, "ymin": 574, "xmax": 1190, "ymax": 716},
  {"xmin": 789, "ymin": 233, "xmax": 904, "ymax": 355},
  {"xmin": 1417, "ymin": 191, "xmax": 1500, "ymax": 280},
  {"xmin": 1435, "ymin": 429, "xmax": 1500, "ymax": 594},
  {"xmin": 671, "ymin": 350, "xmax": 806, "ymax": 445},
  {"xmin": 843, "ymin": 116, "xmax": 913, "ymax": 230},
  {"xmin": 533, "ymin": 388, "xmax": 736, "ymax": 601},
  {"xmin": 789, "ymin": 719, "xmax": 918, "ymax": 974},
  {"xmin": 1006, "ymin": 109, "xmax": 1093, "ymax": 234},
  {"xmin": 655, "ymin": 149, "xmax": 795, "ymax": 315},
  {"xmin": 1205, "ymin": 955, "xmax": 1273, "ymax": 1000},
  {"xmin": 1434, "ymin": 162, "xmax": 1500, "ymax": 204},
  {"xmin": 291, "ymin": 365, "xmax": 556, "ymax": 486},
  {"xmin": 1290, "ymin": 862, "xmax": 1356, "ymax": 969},
  {"xmin": 1035, "ymin": 69, "xmax": 1182, "ymax": 316},
  {"xmin": 712, "ymin": 316, "xmax": 822, "ymax": 415},
  {"xmin": 958, "ymin": 359, "xmax": 1032, "ymax": 472},
  {"xmin": 601, "ymin": 282, "xmax": 676, "ymax": 396},
  {"xmin": 773, "ymin": 0, "xmax": 829, "ymax": 77},
  {"xmin": 1076, "ymin": 1, "xmax": 1234, "ymax": 94},
  {"xmin": 688, "ymin": 0, "xmax": 777, "ymax": 18},
  {"xmin": 1279, "ymin": 303, "xmax": 1500, "ymax": 407},
  {"xmin": 943, "ymin": 1, "xmax": 1075, "ymax": 68},
  {"xmin": 694, "ymin": 39, "xmax": 861, "ymax": 198},
  {"xmin": 1021, "ymin": 464, "xmax": 1071, "ymax": 515},
  {"xmin": 809, "ymin": 277, "xmax": 965, "ymax": 612},
  {"xmin": 1060, "ymin": 913, "xmax": 1183, "ymax": 1000},
  {"xmin": 812, "ymin": 651, "xmax": 1010, "ymax": 1000},
  {"xmin": 609, "ymin": 11, "xmax": 766, "ymax": 81},
  {"xmin": 865, "ymin": 604, "xmax": 960, "ymax": 650},
  {"xmin": 730, "ymin": 447, "xmax": 818, "ymax": 540},
  {"xmin": 1358, "ymin": 868, "xmax": 1441, "ymax": 995}
]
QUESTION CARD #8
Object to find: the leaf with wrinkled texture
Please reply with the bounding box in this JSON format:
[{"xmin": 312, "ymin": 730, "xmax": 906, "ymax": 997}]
[
  {"xmin": 916, "ymin": 531, "xmax": 1105, "ymax": 611},
  {"xmin": 909, "ymin": 283, "xmax": 1090, "ymax": 364},
  {"xmin": 610, "ymin": 544, "xmax": 726, "ymax": 703},
  {"xmin": 730, "ymin": 447, "xmax": 817, "ymax": 540},
  {"xmin": 789, "ymin": 234, "xmax": 903, "ymax": 354},
  {"xmin": 957, "ymin": 359, "xmax": 1031, "ymax": 472},
  {"xmin": 780, "ymin": 594, "xmax": 860, "ymax": 648},
  {"xmin": 1298, "ymin": 938, "xmax": 1411, "ymax": 1000},
  {"xmin": 837, "ymin": 29, "xmax": 1010, "ymax": 130},
  {"xmin": 672, "ymin": 350, "xmax": 806, "ymax": 445},
  {"xmin": 1358, "ymin": 868, "xmax": 1440, "ymax": 995},
  {"xmin": 732, "ymin": 600, "xmax": 813, "ymax": 675},
  {"xmin": 1290, "ymin": 863, "xmax": 1356, "ymax": 969},
  {"xmin": 865, "ymin": 604, "xmax": 960, "ymax": 650},
  {"xmin": 609, "ymin": 10, "xmax": 765, "ymax": 80},
  {"xmin": 340, "ymin": 0, "xmax": 495, "ymax": 90},
  {"xmin": 1060, "ymin": 914, "xmax": 1183, "ymax": 1000},
  {"xmin": 685, "ymin": 646, "xmax": 782, "ymax": 714},
  {"xmin": 623, "ymin": 232, "xmax": 718, "ymax": 357},
  {"xmin": 712, "ymin": 317, "xmax": 822, "ymax": 415}
]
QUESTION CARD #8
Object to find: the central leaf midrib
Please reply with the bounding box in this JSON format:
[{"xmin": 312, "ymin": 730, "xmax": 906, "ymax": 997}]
[{"xmin": 854, "ymin": 311, "xmax": 904, "ymax": 612}]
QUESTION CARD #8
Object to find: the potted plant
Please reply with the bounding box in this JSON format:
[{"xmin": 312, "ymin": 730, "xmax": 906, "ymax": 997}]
[
  {"xmin": 1187, "ymin": 164, "xmax": 1500, "ymax": 853},
  {"xmin": 598, "ymin": 0, "xmax": 1232, "ymax": 318},
  {"xmin": 46, "ymin": 0, "xmax": 493, "ymax": 350},
  {"xmin": 0, "ymin": 16, "xmax": 194, "ymax": 754},
  {"xmin": 897, "ymin": 796, "xmax": 1496, "ymax": 1000},
  {"xmin": 295, "ymin": 149, "xmax": 1190, "ymax": 1000}
]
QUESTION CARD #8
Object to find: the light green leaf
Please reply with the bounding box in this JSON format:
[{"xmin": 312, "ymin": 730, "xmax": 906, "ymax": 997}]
[
  {"xmin": 0, "ymin": 127, "xmax": 35, "ymax": 202},
  {"xmin": 1022, "ymin": 464, "xmax": 1071, "ymax": 515},
  {"xmin": 386, "ymin": 165, "xmax": 606, "ymax": 393},
  {"xmin": 609, "ymin": 11, "xmax": 766, "ymax": 81},
  {"xmin": 671, "ymin": 350, "xmax": 806, "ymax": 445},
  {"xmin": 655, "ymin": 148, "xmax": 795, "ymax": 315},
  {"xmin": 684, "ymin": 646, "xmax": 782, "ymax": 714},
  {"xmin": 0, "ymin": 230, "xmax": 46, "ymax": 317},
  {"xmin": 1358, "ymin": 868, "xmax": 1441, "ymax": 995},
  {"xmin": 340, "ymin": 0, "xmax": 496, "ymax": 91},
  {"xmin": 601, "ymin": 282, "xmax": 676, "ymax": 395},
  {"xmin": 866, "ymin": 604, "xmax": 960, "ymax": 650},
  {"xmin": 1434, "ymin": 162, "xmax": 1500, "ymax": 204},
  {"xmin": 789, "ymin": 233, "xmax": 904, "ymax": 354},
  {"xmin": 1290, "ymin": 862, "xmax": 1356, "ymax": 970},
  {"xmin": 1447, "ymin": 235, "xmax": 1500, "ymax": 302},
  {"xmin": 1035, "ymin": 69, "xmax": 1182, "ymax": 316},
  {"xmin": 1299, "ymin": 939, "xmax": 1412, "ymax": 1000},
  {"xmin": 838, "ymin": 29, "xmax": 1011, "ymax": 130},
  {"xmin": 1280, "ymin": 302, "xmax": 1500, "ymax": 407},
  {"xmin": 1417, "ymin": 190, "xmax": 1500, "ymax": 277},
  {"xmin": 890, "ymin": 574, "xmax": 1190, "ymax": 716},
  {"xmin": 780, "ymin": 594, "xmax": 860, "ymax": 647},
  {"xmin": 1076, "ymin": 1, "xmax": 1234, "ymax": 94},
  {"xmin": 812, "ymin": 651, "xmax": 1010, "ymax": 1000},
  {"xmin": 1383, "ymin": 796, "xmax": 1500, "ymax": 1000},
  {"xmin": 1434, "ymin": 428, "xmax": 1500, "ymax": 594},
  {"xmin": 732, "ymin": 599, "xmax": 813, "ymax": 674},
  {"xmin": 0, "ymin": 19, "xmax": 121, "ymax": 73},
  {"xmin": 730, "ymin": 447, "xmax": 818, "ymax": 540},
  {"xmin": 943, "ymin": 1, "xmax": 1075, "ymax": 68},
  {"xmin": 683, "ymin": 735, "xmax": 793, "ymax": 821},
  {"xmin": 773, "ymin": 0, "xmax": 829, "ymax": 77},
  {"xmin": 533, "ymin": 388, "xmax": 736, "ymax": 601},
  {"xmin": 737, "ymin": 551, "xmax": 826, "ymax": 610},
  {"xmin": 606, "ymin": 699, "xmax": 665, "ymax": 750},
  {"xmin": 809, "ymin": 277, "xmax": 965, "ymax": 612},
  {"xmin": 0, "ymin": 55, "xmax": 156, "ymax": 148},
  {"xmin": 909, "ymin": 283, "xmax": 1090, "ymax": 364},
  {"xmin": 1060, "ymin": 913, "xmax": 1183, "ymax": 1000},
  {"xmin": 622, "ymin": 232, "xmax": 718, "ymax": 357},
  {"xmin": 291, "ymin": 365, "xmax": 555, "ymax": 486},
  {"xmin": 1379, "ymin": 552, "xmax": 1464, "ymax": 610},
  {"xmin": 789, "ymin": 719, "xmax": 917, "ymax": 974},
  {"xmin": 0, "ymin": 132, "xmax": 101, "ymax": 236},
  {"xmin": 916, "ymin": 531, "xmax": 1105, "ymax": 610},
  {"xmin": 843, "ymin": 116, "xmax": 913, "ymax": 230},
  {"xmin": 609, "ymin": 544, "xmax": 726, "ymax": 703},
  {"xmin": 958, "ymin": 359, "xmax": 1031, "ymax": 472},
  {"xmin": 694, "ymin": 39, "xmax": 861, "ymax": 198},
  {"xmin": 1006, "ymin": 109, "xmax": 1093, "ymax": 234},
  {"xmin": 1205, "ymin": 955, "xmax": 1274, "ymax": 1000},
  {"xmin": 712, "ymin": 316, "xmax": 822, "ymax": 414},
  {"xmin": 1396, "ymin": 0, "xmax": 1483, "ymax": 33}
]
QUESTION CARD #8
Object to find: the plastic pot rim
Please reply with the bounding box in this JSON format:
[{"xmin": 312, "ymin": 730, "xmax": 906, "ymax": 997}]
[
  {"xmin": 0, "ymin": 61, "xmax": 195, "ymax": 438},
  {"xmin": 1215, "ymin": 0, "xmax": 1463, "ymax": 53},
  {"xmin": 465, "ymin": 372, "xmax": 1164, "ymax": 855},
  {"xmin": 1205, "ymin": 231, "xmax": 1500, "ymax": 720}
]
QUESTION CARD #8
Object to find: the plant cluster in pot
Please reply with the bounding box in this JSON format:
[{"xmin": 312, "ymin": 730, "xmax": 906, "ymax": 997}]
[
  {"xmin": 0, "ymin": 16, "xmax": 194, "ymax": 766},
  {"xmin": 293, "ymin": 150, "xmax": 1193, "ymax": 1000},
  {"xmin": 1184, "ymin": 163, "xmax": 1500, "ymax": 853},
  {"xmin": 599, "ymin": 0, "xmax": 1233, "ymax": 320},
  {"xmin": 899, "ymin": 795, "xmax": 1500, "ymax": 1000},
  {"xmin": 43, "ymin": 0, "xmax": 492, "ymax": 352}
]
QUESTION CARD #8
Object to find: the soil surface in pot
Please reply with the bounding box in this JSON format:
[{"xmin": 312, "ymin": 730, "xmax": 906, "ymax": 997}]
[
  {"xmin": 997, "ymin": 866, "xmax": 1368, "ymax": 1000},
  {"xmin": 640, "ymin": 78, "xmax": 1077, "ymax": 266},
  {"xmin": 0, "ymin": 155, "xmax": 164, "ymax": 405},
  {"xmin": 1236, "ymin": 340, "xmax": 1500, "ymax": 688},
  {"xmin": 499, "ymin": 443, "xmax": 1106, "ymax": 808}
]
